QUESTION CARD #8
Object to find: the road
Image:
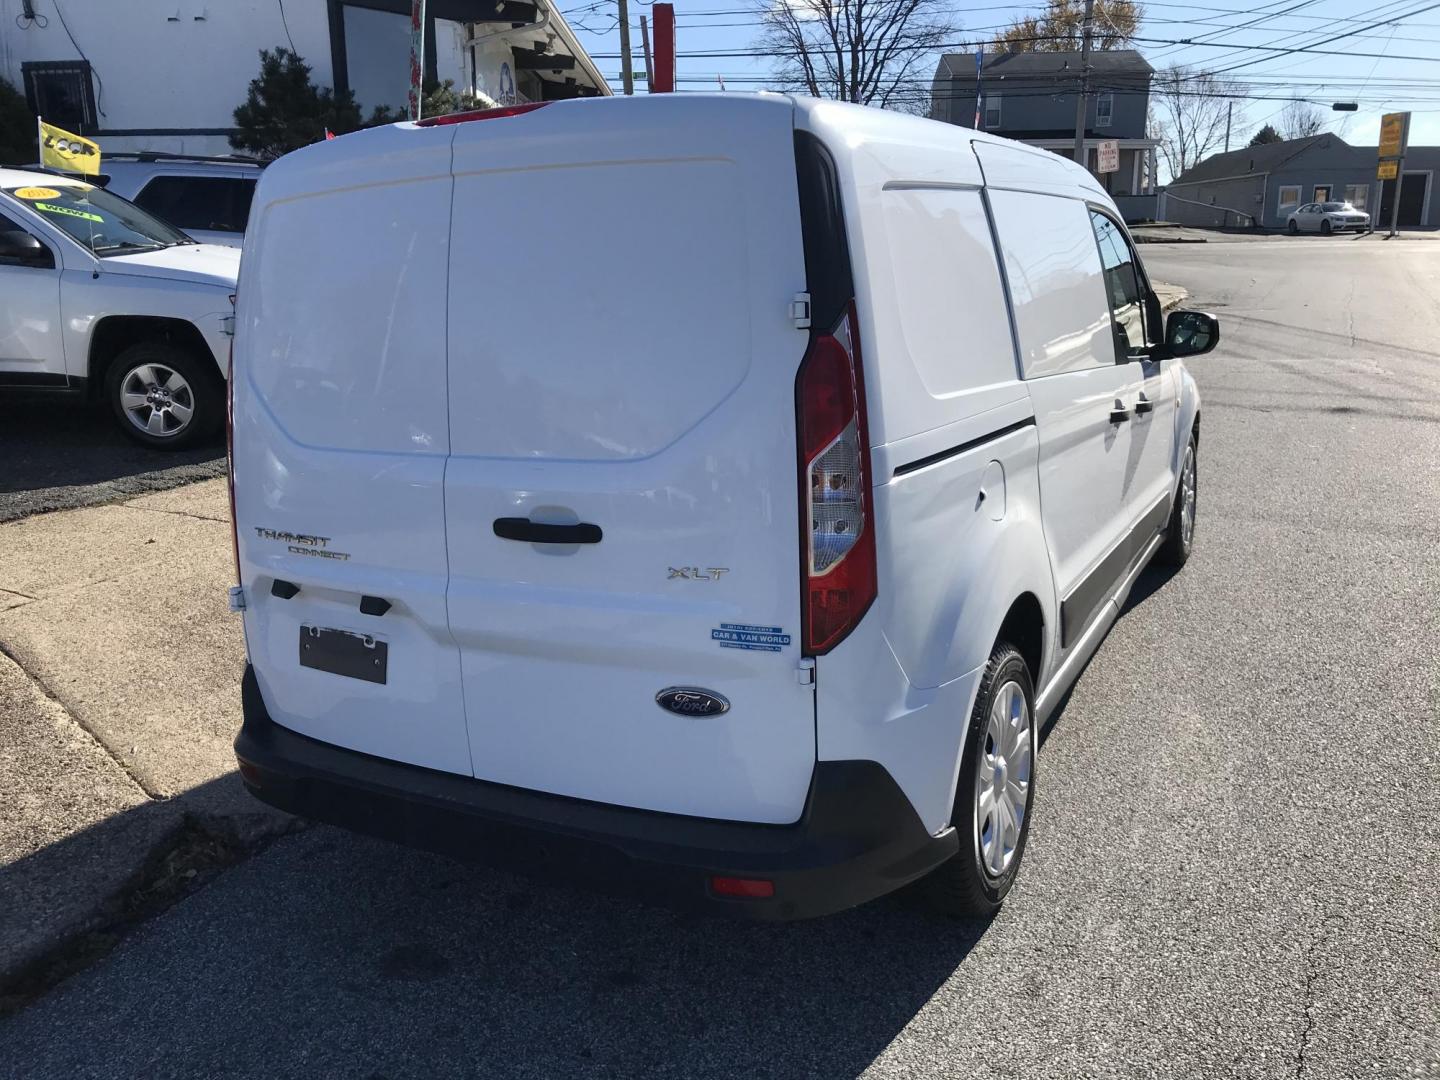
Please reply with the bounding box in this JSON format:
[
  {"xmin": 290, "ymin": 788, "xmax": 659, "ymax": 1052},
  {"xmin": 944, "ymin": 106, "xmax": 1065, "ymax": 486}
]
[{"xmin": 2, "ymin": 238, "xmax": 1438, "ymax": 1079}]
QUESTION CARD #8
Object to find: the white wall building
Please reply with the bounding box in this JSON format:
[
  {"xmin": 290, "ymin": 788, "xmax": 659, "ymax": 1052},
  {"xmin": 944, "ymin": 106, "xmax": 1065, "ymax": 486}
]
[{"xmin": 0, "ymin": 0, "xmax": 609, "ymax": 158}]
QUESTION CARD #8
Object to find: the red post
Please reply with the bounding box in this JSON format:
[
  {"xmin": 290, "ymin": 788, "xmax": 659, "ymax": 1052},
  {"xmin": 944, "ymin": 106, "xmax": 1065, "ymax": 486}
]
[{"xmin": 652, "ymin": 3, "xmax": 675, "ymax": 94}]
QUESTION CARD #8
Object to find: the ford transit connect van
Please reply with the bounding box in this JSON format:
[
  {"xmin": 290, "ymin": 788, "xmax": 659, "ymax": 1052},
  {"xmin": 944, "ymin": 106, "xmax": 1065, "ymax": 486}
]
[{"xmin": 231, "ymin": 96, "xmax": 1217, "ymax": 920}]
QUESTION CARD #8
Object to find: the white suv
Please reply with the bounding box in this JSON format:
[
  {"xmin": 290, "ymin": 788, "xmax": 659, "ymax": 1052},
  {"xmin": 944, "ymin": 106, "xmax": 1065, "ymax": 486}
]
[
  {"xmin": 231, "ymin": 97, "xmax": 1217, "ymax": 920},
  {"xmin": 101, "ymin": 154, "xmax": 262, "ymax": 248},
  {"xmin": 0, "ymin": 168, "xmax": 238, "ymax": 448}
]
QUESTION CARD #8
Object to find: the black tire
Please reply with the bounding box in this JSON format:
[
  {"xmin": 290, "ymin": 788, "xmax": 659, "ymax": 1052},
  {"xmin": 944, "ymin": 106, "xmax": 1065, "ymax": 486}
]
[
  {"xmin": 105, "ymin": 341, "xmax": 222, "ymax": 450},
  {"xmin": 1159, "ymin": 431, "xmax": 1198, "ymax": 567},
  {"xmin": 920, "ymin": 643, "xmax": 1037, "ymax": 918},
  {"xmin": 1288, "ymin": 219, "xmax": 1298, "ymax": 235},
  {"xmin": 1320, "ymin": 219, "xmax": 1332, "ymax": 235}
]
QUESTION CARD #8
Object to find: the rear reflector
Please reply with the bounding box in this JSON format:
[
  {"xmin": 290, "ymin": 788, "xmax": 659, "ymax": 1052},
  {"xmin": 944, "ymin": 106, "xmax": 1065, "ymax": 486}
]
[
  {"xmin": 237, "ymin": 760, "xmax": 263, "ymax": 787},
  {"xmin": 414, "ymin": 102, "xmax": 551, "ymax": 127},
  {"xmin": 709, "ymin": 876, "xmax": 775, "ymax": 899}
]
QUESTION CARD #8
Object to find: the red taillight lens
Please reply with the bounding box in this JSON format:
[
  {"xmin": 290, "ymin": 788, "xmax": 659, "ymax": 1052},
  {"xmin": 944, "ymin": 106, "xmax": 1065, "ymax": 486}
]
[
  {"xmin": 414, "ymin": 102, "xmax": 550, "ymax": 127},
  {"xmin": 709, "ymin": 876, "xmax": 775, "ymax": 899},
  {"xmin": 797, "ymin": 303, "xmax": 877, "ymax": 655},
  {"xmin": 226, "ymin": 340, "xmax": 241, "ymax": 587}
]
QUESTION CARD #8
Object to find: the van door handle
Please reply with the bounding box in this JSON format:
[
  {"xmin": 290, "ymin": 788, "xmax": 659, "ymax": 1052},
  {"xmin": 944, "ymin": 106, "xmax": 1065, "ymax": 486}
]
[
  {"xmin": 1134, "ymin": 395, "xmax": 1155, "ymax": 415},
  {"xmin": 1109, "ymin": 405, "xmax": 1131, "ymax": 424},
  {"xmin": 493, "ymin": 518, "xmax": 603, "ymax": 544}
]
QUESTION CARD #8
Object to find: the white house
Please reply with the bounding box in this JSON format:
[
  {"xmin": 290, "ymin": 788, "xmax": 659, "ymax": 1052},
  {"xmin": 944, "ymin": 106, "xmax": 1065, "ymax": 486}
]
[{"xmin": 0, "ymin": 0, "xmax": 610, "ymax": 158}]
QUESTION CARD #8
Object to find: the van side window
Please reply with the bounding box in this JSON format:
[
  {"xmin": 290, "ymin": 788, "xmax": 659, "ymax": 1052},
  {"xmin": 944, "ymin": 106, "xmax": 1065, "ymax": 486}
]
[
  {"xmin": 1089, "ymin": 209, "xmax": 1149, "ymax": 361},
  {"xmin": 986, "ymin": 189, "xmax": 1114, "ymax": 379}
]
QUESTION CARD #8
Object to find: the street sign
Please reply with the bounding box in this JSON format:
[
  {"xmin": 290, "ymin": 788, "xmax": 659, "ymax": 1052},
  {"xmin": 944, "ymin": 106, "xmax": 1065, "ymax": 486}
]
[
  {"xmin": 1379, "ymin": 112, "xmax": 1409, "ymax": 159},
  {"xmin": 1378, "ymin": 160, "xmax": 1399, "ymax": 181},
  {"xmin": 1097, "ymin": 140, "xmax": 1119, "ymax": 174}
]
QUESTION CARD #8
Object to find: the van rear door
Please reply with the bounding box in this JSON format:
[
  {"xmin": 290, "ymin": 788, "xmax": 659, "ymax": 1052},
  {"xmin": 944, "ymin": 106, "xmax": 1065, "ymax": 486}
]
[
  {"xmin": 233, "ymin": 126, "xmax": 471, "ymax": 776},
  {"xmin": 443, "ymin": 97, "xmax": 814, "ymax": 824}
]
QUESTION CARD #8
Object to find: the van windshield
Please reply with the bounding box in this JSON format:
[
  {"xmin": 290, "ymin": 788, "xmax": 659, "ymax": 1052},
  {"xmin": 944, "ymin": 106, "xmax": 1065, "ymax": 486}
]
[{"xmin": 3, "ymin": 182, "xmax": 193, "ymax": 256}]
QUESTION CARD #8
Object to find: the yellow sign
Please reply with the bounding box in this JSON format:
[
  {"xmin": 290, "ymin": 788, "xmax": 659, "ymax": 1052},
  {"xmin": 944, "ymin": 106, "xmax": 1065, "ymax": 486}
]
[
  {"xmin": 12, "ymin": 186, "xmax": 61, "ymax": 200},
  {"xmin": 1378, "ymin": 160, "xmax": 1399, "ymax": 181},
  {"xmin": 1379, "ymin": 112, "xmax": 1408, "ymax": 159},
  {"xmin": 37, "ymin": 119, "xmax": 101, "ymax": 176}
]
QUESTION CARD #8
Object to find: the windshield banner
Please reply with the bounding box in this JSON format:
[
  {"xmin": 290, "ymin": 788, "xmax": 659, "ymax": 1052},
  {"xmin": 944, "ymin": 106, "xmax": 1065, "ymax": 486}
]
[{"xmin": 38, "ymin": 118, "xmax": 101, "ymax": 177}]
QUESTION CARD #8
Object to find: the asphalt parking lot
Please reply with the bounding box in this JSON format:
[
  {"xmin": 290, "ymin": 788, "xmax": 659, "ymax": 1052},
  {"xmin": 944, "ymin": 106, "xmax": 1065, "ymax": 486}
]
[
  {"xmin": 0, "ymin": 395, "xmax": 223, "ymax": 523},
  {"xmin": 1, "ymin": 238, "xmax": 1437, "ymax": 1079}
]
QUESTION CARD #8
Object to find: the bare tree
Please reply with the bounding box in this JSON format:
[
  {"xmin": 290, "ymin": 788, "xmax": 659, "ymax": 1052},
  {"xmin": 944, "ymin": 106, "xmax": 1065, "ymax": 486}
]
[
  {"xmin": 1151, "ymin": 65, "xmax": 1244, "ymax": 181},
  {"xmin": 756, "ymin": 0, "xmax": 957, "ymax": 110},
  {"xmin": 994, "ymin": 0, "xmax": 1142, "ymax": 52},
  {"xmin": 1280, "ymin": 100, "xmax": 1325, "ymax": 139}
]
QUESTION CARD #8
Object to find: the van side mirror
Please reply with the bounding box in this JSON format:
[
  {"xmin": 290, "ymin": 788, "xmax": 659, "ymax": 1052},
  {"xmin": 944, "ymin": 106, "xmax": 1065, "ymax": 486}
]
[
  {"xmin": 1158, "ymin": 310, "xmax": 1219, "ymax": 359},
  {"xmin": 0, "ymin": 230, "xmax": 53, "ymax": 268}
]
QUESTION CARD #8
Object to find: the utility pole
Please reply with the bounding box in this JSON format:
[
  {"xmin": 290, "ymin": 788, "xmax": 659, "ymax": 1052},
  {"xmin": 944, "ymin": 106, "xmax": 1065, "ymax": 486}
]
[
  {"xmin": 640, "ymin": 15, "xmax": 654, "ymax": 91},
  {"xmin": 1071, "ymin": 0, "xmax": 1095, "ymax": 172},
  {"xmin": 618, "ymin": 0, "xmax": 635, "ymax": 95},
  {"xmin": 1224, "ymin": 101, "xmax": 1232, "ymax": 152}
]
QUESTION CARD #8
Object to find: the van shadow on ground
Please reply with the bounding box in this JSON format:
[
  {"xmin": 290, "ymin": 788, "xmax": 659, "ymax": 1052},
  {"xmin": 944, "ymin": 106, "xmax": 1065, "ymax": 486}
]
[
  {"xmin": 0, "ymin": 393, "xmax": 223, "ymax": 521},
  {"xmin": 0, "ymin": 769, "xmax": 993, "ymax": 1079}
]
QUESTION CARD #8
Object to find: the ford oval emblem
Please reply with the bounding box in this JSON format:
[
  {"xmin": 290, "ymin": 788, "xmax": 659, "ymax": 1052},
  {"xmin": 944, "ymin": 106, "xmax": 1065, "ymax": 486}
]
[{"xmin": 655, "ymin": 687, "xmax": 730, "ymax": 717}]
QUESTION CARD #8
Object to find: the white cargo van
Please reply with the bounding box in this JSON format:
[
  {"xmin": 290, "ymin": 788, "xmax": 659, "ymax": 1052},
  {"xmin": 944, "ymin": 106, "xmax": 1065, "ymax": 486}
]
[{"xmin": 231, "ymin": 96, "xmax": 1216, "ymax": 920}]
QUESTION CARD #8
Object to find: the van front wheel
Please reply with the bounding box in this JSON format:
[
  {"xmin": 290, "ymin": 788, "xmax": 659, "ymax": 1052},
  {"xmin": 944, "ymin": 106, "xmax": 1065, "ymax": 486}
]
[
  {"xmin": 921, "ymin": 643, "xmax": 1036, "ymax": 918},
  {"xmin": 107, "ymin": 342, "xmax": 221, "ymax": 450}
]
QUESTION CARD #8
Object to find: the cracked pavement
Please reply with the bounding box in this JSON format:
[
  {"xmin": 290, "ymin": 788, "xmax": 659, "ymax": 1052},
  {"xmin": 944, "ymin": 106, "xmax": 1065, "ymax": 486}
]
[{"xmin": 0, "ymin": 240, "xmax": 1437, "ymax": 1078}]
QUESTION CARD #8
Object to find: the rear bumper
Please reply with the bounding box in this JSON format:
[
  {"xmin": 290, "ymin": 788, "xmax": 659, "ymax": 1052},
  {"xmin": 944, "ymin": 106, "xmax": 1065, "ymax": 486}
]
[{"xmin": 235, "ymin": 666, "xmax": 956, "ymax": 920}]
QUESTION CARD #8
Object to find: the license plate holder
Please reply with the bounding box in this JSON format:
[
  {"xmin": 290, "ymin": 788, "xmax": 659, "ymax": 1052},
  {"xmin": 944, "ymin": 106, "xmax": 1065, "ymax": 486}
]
[{"xmin": 299, "ymin": 626, "xmax": 388, "ymax": 684}]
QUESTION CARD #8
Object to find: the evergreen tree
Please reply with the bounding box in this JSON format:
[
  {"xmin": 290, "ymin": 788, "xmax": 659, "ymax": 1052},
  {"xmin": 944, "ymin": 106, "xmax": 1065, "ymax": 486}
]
[
  {"xmin": 0, "ymin": 79, "xmax": 37, "ymax": 166},
  {"xmin": 231, "ymin": 49, "xmax": 362, "ymax": 160},
  {"xmin": 1248, "ymin": 124, "xmax": 1283, "ymax": 147}
]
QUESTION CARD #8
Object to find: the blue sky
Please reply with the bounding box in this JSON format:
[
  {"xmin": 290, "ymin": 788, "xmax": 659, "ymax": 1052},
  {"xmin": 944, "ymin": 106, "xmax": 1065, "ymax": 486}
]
[{"xmin": 558, "ymin": 0, "xmax": 1440, "ymax": 152}]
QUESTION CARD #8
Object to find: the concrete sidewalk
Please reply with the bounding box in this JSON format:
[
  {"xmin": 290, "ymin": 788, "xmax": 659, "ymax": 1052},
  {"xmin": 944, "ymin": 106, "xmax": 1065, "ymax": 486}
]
[{"xmin": 0, "ymin": 478, "xmax": 293, "ymax": 1003}]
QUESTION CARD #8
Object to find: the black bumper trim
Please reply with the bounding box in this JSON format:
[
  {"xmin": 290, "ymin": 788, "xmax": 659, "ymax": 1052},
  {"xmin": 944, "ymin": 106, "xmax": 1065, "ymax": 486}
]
[{"xmin": 235, "ymin": 666, "xmax": 956, "ymax": 920}]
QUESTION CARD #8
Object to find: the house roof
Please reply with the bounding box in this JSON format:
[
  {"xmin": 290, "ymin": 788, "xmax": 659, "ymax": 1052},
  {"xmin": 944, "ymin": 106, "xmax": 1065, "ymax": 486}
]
[
  {"xmin": 939, "ymin": 49, "xmax": 1153, "ymax": 80},
  {"xmin": 1169, "ymin": 134, "xmax": 1358, "ymax": 185}
]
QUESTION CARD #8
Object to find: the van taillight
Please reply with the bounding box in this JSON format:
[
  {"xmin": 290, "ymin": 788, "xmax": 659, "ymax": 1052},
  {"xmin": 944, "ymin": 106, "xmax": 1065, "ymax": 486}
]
[
  {"xmin": 414, "ymin": 102, "xmax": 550, "ymax": 127},
  {"xmin": 797, "ymin": 302, "xmax": 876, "ymax": 655},
  {"xmin": 226, "ymin": 341, "xmax": 241, "ymax": 588}
]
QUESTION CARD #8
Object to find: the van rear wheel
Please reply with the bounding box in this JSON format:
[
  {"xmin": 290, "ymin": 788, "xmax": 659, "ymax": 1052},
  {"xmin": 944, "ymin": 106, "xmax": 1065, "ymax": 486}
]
[
  {"xmin": 107, "ymin": 342, "xmax": 221, "ymax": 450},
  {"xmin": 921, "ymin": 643, "xmax": 1036, "ymax": 918}
]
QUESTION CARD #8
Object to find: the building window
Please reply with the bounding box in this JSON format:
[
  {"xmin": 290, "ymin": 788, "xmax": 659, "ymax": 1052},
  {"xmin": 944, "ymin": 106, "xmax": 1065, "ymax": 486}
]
[
  {"xmin": 1313, "ymin": 185, "xmax": 1332, "ymax": 202},
  {"xmin": 984, "ymin": 92, "xmax": 1001, "ymax": 129},
  {"xmin": 1278, "ymin": 185, "xmax": 1301, "ymax": 214},
  {"xmin": 22, "ymin": 61, "xmax": 98, "ymax": 134},
  {"xmin": 1096, "ymin": 93, "xmax": 1113, "ymax": 128},
  {"xmin": 1344, "ymin": 183, "xmax": 1368, "ymax": 209}
]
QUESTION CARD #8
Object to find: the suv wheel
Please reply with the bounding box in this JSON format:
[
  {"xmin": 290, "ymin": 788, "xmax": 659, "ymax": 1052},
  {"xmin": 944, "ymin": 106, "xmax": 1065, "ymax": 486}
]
[
  {"xmin": 1160, "ymin": 432, "xmax": 1198, "ymax": 566},
  {"xmin": 920, "ymin": 643, "xmax": 1036, "ymax": 917},
  {"xmin": 107, "ymin": 342, "xmax": 221, "ymax": 449}
]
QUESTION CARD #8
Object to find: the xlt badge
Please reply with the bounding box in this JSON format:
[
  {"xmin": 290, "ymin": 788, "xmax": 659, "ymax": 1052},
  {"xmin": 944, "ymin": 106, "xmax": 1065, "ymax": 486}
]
[{"xmin": 668, "ymin": 567, "xmax": 730, "ymax": 580}]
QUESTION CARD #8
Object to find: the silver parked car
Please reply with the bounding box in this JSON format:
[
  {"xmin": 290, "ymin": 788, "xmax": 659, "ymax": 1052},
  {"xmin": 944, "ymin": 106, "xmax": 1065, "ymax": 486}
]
[{"xmin": 1286, "ymin": 201, "xmax": 1370, "ymax": 235}]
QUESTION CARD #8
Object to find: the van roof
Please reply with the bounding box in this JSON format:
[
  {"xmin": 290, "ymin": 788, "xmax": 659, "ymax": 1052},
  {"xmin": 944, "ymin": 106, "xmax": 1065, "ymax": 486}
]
[{"xmin": 252, "ymin": 94, "xmax": 1109, "ymax": 209}]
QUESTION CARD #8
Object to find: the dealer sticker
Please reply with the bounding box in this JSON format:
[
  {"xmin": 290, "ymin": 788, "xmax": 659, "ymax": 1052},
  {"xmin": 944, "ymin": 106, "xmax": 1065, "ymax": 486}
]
[
  {"xmin": 35, "ymin": 202, "xmax": 103, "ymax": 223},
  {"xmin": 711, "ymin": 623, "xmax": 791, "ymax": 652},
  {"xmin": 13, "ymin": 187, "xmax": 60, "ymax": 200}
]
